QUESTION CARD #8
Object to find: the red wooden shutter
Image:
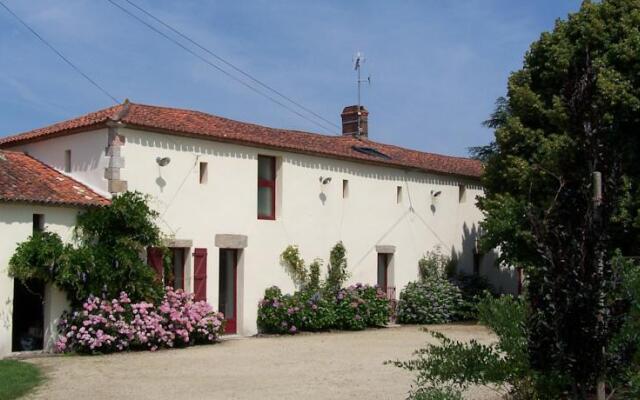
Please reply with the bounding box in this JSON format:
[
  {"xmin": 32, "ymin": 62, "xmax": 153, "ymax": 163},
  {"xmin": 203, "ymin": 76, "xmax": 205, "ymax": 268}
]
[
  {"xmin": 147, "ymin": 247, "xmax": 164, "ymax": 281},
  {"xmin": 193, "ymin": 248, "xmax": 207, "ymax": 302}
]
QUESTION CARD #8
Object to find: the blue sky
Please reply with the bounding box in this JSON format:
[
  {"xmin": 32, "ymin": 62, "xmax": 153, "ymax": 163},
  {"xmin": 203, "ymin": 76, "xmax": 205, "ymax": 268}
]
[{"xmin": 0, "ymin": 0, "xmax": 582, "ymax": 156}]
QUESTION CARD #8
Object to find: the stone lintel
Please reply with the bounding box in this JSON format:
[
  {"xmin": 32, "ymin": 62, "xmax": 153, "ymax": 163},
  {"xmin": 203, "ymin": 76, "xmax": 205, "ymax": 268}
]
[
  {"xmin": 164, "ymin": 239, "xmax": 193, "ymax": 248},
  {"xmin": 375, "ymin": 245, "xmax": 396, "ymax": 254},
  {"xmin": 215, "ymin": 234, "xmax": 248, "ymax": 249}
]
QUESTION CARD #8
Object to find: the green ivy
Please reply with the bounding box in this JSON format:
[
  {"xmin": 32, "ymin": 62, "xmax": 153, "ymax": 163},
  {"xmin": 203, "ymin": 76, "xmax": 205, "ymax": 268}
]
[{"xmin": 280, "ymin": 245, "xmax": 308, "ymax": 289}]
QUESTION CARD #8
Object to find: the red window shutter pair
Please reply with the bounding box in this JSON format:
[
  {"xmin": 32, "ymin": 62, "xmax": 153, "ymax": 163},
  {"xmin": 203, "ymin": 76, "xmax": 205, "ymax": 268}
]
[
  {"xmin": 193, "ymin": 248, "xmax": 208, "ymax": 302},
  {"xmin": 148, "ymin": 247, "xmax": 207, "ymax": 301}
]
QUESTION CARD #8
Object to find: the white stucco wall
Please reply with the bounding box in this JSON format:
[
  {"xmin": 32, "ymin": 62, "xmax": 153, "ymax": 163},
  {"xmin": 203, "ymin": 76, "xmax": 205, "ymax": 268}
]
[
  {"xmin": 118, "ymin": 128, "xmax": 518, "ymax": 335},
  {"xmin": 11, "ymin": 129, "xmax": 110, "ymax": 195},
  {"xmin": 3, "ymin": 126, "xmax": 517, "ymax": 339},
  {"xmin": 0, "ymin": 203, "xmax": 77, "ymax": 357}
]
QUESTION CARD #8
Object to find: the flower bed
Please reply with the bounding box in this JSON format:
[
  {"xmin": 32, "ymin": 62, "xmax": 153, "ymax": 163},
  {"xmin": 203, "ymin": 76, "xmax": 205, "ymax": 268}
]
[
  {"xmin": 257, "ymin": 283, "xmax": 390, "ymax": 334},
  {"xmin": 55, "ymin": 288, "xmax": 225, "ymax": 354}
]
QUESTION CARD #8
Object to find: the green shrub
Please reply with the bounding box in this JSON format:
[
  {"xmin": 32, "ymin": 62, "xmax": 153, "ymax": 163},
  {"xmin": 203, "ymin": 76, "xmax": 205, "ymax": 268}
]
[
  {"xmin": 257, "ymin": 286, "xmax": 290, "ymax": 333},
  {"xmin": 9, "ymin": 191, "xmax": 164, "ymax": 305},
  {"xmin": 409, "ymin": 388, "xmax": 463, "ymax": 400},
  {"xmin": 390, "ymin": 295, "xmax": 548, "ymax": 400},
  {"xmin": 397, "ymin": 278, "xmax": 464, "ymax": 324},
  {"xmin": 257, "ymin": 287, "xmax": 337, "ymax": 333},
  {"xmin": 280, "ymin": 245, "xmax": 308, "ymax": 290},
  {"xmin": 257, "ymin": 284, "xmax": 388, "ymax": 334},
  {"xmin": 8, "ymin": 231, "xmax": 65, "ymax": 282},
  {"xmin": 450, "ymin": 273, "xmax": 495, "ymax": 320},
  {"xmin": 335, "ymin": 284, "xmax": 389, "ymax": 330},
  {"xmin": 418, "ymin": 250, "xmax": 450, "ymax": 280},
  {"xmin": 261, "ymin": 242, "xmax": 389, "ymax": 334},
  {"xmin": 308, "ymin": 259, "xmax": 322, "ymax": 292},
  {"xmin": 297, "ymin": 291, "xmax": 337, "ymax": 331},
  {"xmin": 325, "ymin": 241, "xmax": 349, "ymax": 293}
]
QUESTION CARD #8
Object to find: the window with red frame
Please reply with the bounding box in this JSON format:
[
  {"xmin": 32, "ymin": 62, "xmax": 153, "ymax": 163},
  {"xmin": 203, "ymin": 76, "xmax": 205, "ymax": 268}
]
[{"xmin": 257, "ymin": 155, "xmax": 276, "ymax": 220}]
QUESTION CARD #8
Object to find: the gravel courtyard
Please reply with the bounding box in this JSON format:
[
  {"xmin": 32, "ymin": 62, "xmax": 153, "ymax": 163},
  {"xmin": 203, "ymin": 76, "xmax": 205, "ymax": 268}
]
[{"xmin": 25, "ymin": 324, "xmax": 500, "ymax": 400}]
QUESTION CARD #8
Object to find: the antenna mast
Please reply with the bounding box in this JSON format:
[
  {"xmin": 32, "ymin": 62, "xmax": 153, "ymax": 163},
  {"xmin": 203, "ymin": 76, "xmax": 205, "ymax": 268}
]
[{"xmin": 353, "ymin": 51, "xmax": 366, "ymax": 138}]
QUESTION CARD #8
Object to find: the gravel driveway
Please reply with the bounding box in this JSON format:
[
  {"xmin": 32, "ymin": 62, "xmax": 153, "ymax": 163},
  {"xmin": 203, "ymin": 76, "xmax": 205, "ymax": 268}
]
[{"xmin": 25, "ymin": 324, "xmax": 500, "ymax": 400}]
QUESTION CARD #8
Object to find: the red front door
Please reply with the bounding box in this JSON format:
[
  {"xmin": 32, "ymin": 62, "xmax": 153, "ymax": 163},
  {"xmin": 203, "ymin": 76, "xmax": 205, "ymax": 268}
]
[{"xmin": 219, "ymin": 249, "xmax": 238, "ymax": 334}]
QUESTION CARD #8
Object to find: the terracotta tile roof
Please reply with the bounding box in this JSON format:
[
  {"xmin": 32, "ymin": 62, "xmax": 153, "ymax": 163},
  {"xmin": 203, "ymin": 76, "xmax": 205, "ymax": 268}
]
[
  {"xmin": 0, "ymin": 102, "xmax": 483, "ymax": 179},
  {"xmin": 0, "ymin": 150, "xmax": 110, "ymax": 207}
]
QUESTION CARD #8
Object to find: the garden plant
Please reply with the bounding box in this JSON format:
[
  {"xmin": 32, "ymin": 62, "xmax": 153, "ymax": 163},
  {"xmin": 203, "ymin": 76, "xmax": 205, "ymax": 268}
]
[
  {"xmin": 55, "ymin": 287, "xmax": 225, "ymax": 354},
  {"xmin": 8, "ymin": 191, "xmax": 227, "ymax": 355},
  {"xmin": 9, "ymin": 191, "xmax": 165, "ymax": 305},
  {"xmin": 397, "ymin": 250, "xmax": 493, "ymax": 325},
  {"xmin": 257, "ymin": 242, "xmax": 390, "ymax": 333}
]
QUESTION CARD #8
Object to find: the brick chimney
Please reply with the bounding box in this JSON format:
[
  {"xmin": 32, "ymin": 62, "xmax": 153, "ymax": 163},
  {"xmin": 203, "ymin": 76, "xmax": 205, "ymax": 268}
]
[{"xmin": 341, "ymin": 105, "xmax": 368, "ymax": 138}]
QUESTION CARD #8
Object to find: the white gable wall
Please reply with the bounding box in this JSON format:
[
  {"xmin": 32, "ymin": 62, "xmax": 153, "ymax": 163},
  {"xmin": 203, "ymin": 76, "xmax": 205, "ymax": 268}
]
[
  {"xmin": 0, "ymin": 203, "xmax": 77, "ymax": 357},
  {"xmin": 10, "ymin": 129, "xmax": 110, "ymax": 195}
]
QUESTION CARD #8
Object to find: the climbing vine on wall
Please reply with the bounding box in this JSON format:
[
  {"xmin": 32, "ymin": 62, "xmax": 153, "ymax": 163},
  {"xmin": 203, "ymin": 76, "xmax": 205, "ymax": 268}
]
[{"xmin": 9, "ymin": 191, "xmax": 165, "ymax": 305}]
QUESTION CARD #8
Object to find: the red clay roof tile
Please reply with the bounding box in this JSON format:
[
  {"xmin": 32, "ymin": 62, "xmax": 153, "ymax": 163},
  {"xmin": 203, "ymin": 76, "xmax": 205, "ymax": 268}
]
[
  {"xmin": 0, "ymin": 102, "xmax": 483, "ymax": 179},
  {"xmin": 0, "ymin": 150, "xmax": 110, "ymax": 207}
]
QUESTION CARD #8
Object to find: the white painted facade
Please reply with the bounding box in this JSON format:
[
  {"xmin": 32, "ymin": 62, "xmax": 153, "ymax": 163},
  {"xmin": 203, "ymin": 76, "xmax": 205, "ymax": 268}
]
[
  {"xmin": 0, "ymin": 203, "xmax": 76, "ymax": 357},
  {"xmin": 7, "ymin": 126, "xmax": 517, "ymax": 338}
]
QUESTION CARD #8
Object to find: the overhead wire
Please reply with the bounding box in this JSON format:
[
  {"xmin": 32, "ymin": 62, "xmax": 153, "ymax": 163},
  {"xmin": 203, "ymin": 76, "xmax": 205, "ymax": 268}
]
[
  {"xmin": 0, "ymin": 0, "xmax": 119, "ymax": 104},
  {"xmin": 105, "ymin": 0, "xmax": 337, "ymax": 134},
  {"xmin": 122, "ymin": 0, "xmax": 341, "ymax": 132}
]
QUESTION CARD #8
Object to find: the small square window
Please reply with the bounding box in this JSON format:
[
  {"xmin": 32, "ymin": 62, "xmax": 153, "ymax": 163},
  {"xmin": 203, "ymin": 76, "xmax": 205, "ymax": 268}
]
[
  {"xmin": 342, "ymin": 179, "xmax": 349, "ymax": 199},
  {"xmin": 458, "ymin": 184, "xmax": 467, "ymax": 203},
  {"xmin": 64, "ymin": 150, "xmax": 71, "ymax": 173},
  {"xmin": 33, "ymin": 214, "xmax": 44, "ymax": 233},
  {"xmin": 396, "ymin": 186, "xmax": 403, "ymax": 204},
  {"xmin": 199, "ymin": 162, "xmax": 208, "ymax": 184}
]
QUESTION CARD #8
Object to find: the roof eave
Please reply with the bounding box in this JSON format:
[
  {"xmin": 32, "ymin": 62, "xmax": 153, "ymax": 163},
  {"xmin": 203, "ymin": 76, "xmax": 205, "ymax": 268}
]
[
  {"xmin": 0, "ymin": 122, "xmax": 109, "ymax": 148},
  {"xmin": 0, "ymin": 197, "xmax": 109, "ymax": 208},
  {"xmin": 121, "ymin": 123, "xmax": 483, "ymax": 181}
]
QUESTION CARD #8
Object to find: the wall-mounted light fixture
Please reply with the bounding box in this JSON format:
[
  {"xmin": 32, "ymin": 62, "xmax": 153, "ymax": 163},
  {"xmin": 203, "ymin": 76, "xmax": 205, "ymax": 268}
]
[
  {"xmin": 430, "ymin": 190, "xmax": 442, "ymax": 210},
  {"xmin": 319, "ymin": 176, "xmax": 332, "ymax": 184},
  {"xmin": 156, "ymin": 157, "xmax": 171, "ymax": 167}
]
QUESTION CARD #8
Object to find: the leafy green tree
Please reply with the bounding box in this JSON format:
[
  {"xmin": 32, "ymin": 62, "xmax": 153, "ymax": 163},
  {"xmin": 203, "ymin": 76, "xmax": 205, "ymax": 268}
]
[
  {"xmin": 9, "ymin": 191, "xmax": 164, "ymax": 305},
  {"xmin": 476, "ymin": 0, "xmax": 640, "ymax": 397}
]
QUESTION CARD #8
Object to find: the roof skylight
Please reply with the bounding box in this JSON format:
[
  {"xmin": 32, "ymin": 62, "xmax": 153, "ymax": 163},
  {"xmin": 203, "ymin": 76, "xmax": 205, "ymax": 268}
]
[{"xmin": 351, "ymin": 146, "xmax": 391, "ymax": 160}]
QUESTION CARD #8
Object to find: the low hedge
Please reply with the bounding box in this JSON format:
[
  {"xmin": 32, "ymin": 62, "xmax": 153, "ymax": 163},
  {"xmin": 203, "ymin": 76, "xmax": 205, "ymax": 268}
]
[{"xmin": 257, "ymin": 283, "xmax": 390, "ymax": 334}]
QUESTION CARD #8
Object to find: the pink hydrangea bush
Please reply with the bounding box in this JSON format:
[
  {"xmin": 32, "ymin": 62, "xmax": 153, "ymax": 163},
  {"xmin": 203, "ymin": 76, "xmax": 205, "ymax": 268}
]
[{"xmin": 55, "ymin": 288, "xmax": 225, "ymax": 354}]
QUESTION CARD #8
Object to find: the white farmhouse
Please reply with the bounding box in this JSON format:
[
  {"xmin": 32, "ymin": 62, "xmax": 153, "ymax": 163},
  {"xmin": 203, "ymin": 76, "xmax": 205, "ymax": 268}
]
[
  {"xmin": 0, "ymin": 150, "xmax": 109, "ymax": 357},
  {"xmin": 0, "ymin": 101, "xmax": 517, "ymax": 344}
]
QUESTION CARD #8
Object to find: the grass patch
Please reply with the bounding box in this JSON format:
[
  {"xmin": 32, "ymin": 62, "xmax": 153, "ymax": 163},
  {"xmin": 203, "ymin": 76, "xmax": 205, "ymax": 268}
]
[{"xmin": 0, "ymin": 360, "xmax": 43, "ymax": 399}]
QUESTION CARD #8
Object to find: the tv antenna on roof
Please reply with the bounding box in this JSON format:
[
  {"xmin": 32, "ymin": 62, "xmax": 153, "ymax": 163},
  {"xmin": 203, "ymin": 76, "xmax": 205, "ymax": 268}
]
[{"xmin": 353, "ymin": 51, "xmax": 371, "ymax": 138}]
